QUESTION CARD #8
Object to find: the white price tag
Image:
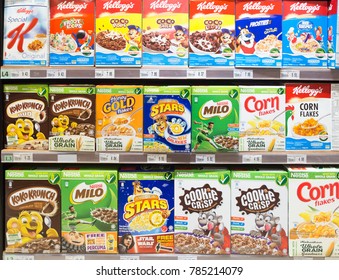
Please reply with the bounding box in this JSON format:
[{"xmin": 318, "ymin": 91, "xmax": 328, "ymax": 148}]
[
  {"xmin": 287, "ymin": 154, "xmax": 307, "ymax": 164},
  {"xmin": 95, "ymin": 69, "xmax": 115, "ymax": 78},
  {"xmin": 177, "ymin": 255, "xmax": 198, "ymax": 260},
  {"xmin": 280, "ymin": 69, "xmax": 300, "ymax": 79},
  {"xmin": 233, "ymin": 69, "xmax": 253, "ymax": 79},
  {"xmin": 195, "ymin": 154, "xmax": 215, "ymax": 163},
  {"xmin": 13, "ymin": 153, "xmax": 33, "ymax": 162},
  {"xmin": 3, "ymin": 69, "xmax": 31, "ymax": 79},
  {"xmin": 47, "ymin": 69, "xmax": 66, "ymax": 78},
  {"xmin": 57, "ymin": 154, "xmax": 78, "ymax": 162},
  {"xmin": 147, "ymin": 154, "xmax": 167, "ymax": 163},
  {"xmin": 4, "ymin": 254, "xmax": 34, "ymax": 260},
  {"xmin": 242, "ymin": 154, "xmax": 262, "ymax": 163},
  {"xmin": 120, "ymin": 255, "xmax": 140, "ymax": 260},
  {"xmin": 99, "ymin": 153, "xmax": 119, "ymax": 163},
  {"xmin": 3, "ymin": 154, "xmax": 14, "ymax": 162},
  {"xmin": 140, "ymin": 69, "xmax": 160, "ymax": 78},
  {"xmin": 65, "ymin": 255, "xmax": 85, "ymax": 260},
  {"xmin": 187, "ymin": 69, "xmax": 206, "ymax": 79}
]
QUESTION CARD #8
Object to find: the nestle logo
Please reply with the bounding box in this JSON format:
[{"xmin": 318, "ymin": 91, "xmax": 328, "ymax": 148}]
[
  {"xmin": 290, "ymin": 2, "xmax": 320, "ymax": 13},
  {"xmin": 150, "ymin": 0, "xmax": 181, "ymax": 12},
  {"xmin": 243, "ymin": 1, "xmax": 274, "ymax": 13},
  {"xmin": 103, "ymin": 0, "xmax": 134, "ymax": 12},
  {"xmin": 57, "ymin": 1, "xmax": 88, "ymax": 12},
  {"xmin": 197, "ymin": 1, "xmax": 228, "ymax": 13},
  {"xmin": 292, "ymin": 85, "xmax": 323, "ymax": 97}
]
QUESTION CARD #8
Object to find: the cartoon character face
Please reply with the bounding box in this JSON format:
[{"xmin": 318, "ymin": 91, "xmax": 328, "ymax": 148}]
[
  {"xmin": 154, "ymin": 114, "xmax": 168, "ymax": 133},
  {"xmin": 175, "ymin": 30, "xmax": 185, "ymax": 41},
  {"xmin": 59, "ymin": 115, "xmax": 70, "ymax": 128},
  {"xmin": 128, "ymin": 28, "xmax": 139, "ymax": 40},
  {"xmin": 15, "ymin": 119, "xmax": 34, "ymax": 141},
  {"xmin": 17, "ymin": 211, "xmax": 43, "ymax": 239},
  {"xmin": 222, "ymin": 33, "xmax": 232, "ymax": 44},
  {"xmin": 132, "ymin": 180, "xmax": 144, "ymax": 195},
  {"xmin": 198, "ymin": 211, "xmax": 221, "ymax": 232},
  {"xmin": 238, "ymin": 27, "xmax": 255, "ymax": 47},
  {"xmin": 64, "ymin": 231, "xmax": 85, "ymax": 246}
]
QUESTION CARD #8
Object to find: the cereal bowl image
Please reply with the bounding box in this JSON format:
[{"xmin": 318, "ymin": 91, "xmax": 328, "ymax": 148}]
[
  {"xmin": 292, "ymin": 118, "xmax": 327, "ymax": 138},
  {"xmin": 290, "ymin": 36, "xmax": 320, "ymax": 55},
  {"xmin": 50, "ymin": 32, "xmax": 77, "ymax": 53},
  {"xmin": 254, "ymin": 34, "xmax": 282, "ymax": 57},
  {"xmin": 213, "ymin": 135, "xmax": 239, "ymax": 151},
  {"xmin": 142, "ymin": 31, "xmax": 171, "ymax": 53},
  {"xmin": 189, "ymin": 31, "xmax": 222, "ymax": 54},
  {"xmin": 96, "ymin": 31, "xmax": 127, "ymax": 52},
  {"xmin": 90, "ymin": 208, "xmax": 118, "ymax": 231},
  {"xmin": 28, "ymin": 34, "xmax": 47, "ymax": 52}
]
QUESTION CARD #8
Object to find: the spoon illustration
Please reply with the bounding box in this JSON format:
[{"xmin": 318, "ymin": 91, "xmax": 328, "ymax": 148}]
[
  {"xmin": 301, "ymin": 113, "xmax": 331, "ymax": 129},
  {"xmin": 44, "ymin": 216, "xmax": 52, "ymax": 228}
]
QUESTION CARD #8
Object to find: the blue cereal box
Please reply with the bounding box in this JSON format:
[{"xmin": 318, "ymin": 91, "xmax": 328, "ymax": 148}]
[{"xmin": 328, "ymin": 0, "xmax": 337, "ymax": 68}]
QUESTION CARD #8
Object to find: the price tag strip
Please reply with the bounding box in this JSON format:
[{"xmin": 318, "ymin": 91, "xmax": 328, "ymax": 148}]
[
  {"xmin": 287, "ymin": 154, "xmax": 307, "ymax": 164},
  {"xmin": 13, "ymin": 153, "xmax": 33, "ymax": 162},
  {"xmin": 120, "ymin": 255, "xmax": 140, "ymax": 260},
  {"xmin": 47, "ymin": 69, "xmax": 66, "ymax": 78},
  {"xmin": 195, "ymin": 154, "xmax": 215, "ymax": 163},
  {"xmin": 57, "ymin": 154, "xmax": 78, "ymax": 163},
  {"xmin": 140, "ymin": 69, "xmax": 160, "ymax": 79},
  {"xmin": 147, "ymin": 154, "xmax": 167, "ymax": 163},
  {"xmin": 95, "ymin": 69, "xmax": 115, "ymax": 78},
  {"xmin": 187, "ymin": 69, "xmax": 207, "ymax": 79},
  {"xmin": 99, "ymin": 153, "xmax": 120, "ymax": 163},
  {"xmin": 4, "ymin": 254, "xmax": 34, "ymax": 260},
  {"xmin": 280, "ymin": 69, "xmax": 300, "ymax": 80},
  {"xmin": 1, "ymin": 69, "xmax": 30, "ymax": 79},
  {"xmin": 233, "ymin": 69, "xmax": 253, "ymax": 79},
  {"xmin": 65, "ymin": 255, "xmax": 85, "ymax": 260},
  {"xmin": 242, "ymin": 154, "xmax": 262, "ymax": 163}
]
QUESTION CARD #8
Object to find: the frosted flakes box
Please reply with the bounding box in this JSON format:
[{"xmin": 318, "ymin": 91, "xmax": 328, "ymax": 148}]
[
  {"xmin": 95, "ymin": 0, "xmax": 142, "ymax": 67},
  {"xmin": 287, "ymin": 166, "xmax": 339, "ymax": 257},
  {"xmin": 231, "ymin": 167, "xmax": 288, "ymax": 256},
  {"xmin": 282, "ymin": 1, "xmax": 327, "ymax": 68},
  {"xmin": 285, "ymin": 83, "xmax": 331, "ymax": 151},
  {"xmin": 235, "ymin": 0, "xmax": 282, "ymax": 67},
  {"xmin": 328, "ymin": 0, "xmax": 337, "ymax": 68},
  {"xmin": 239, "ymin": 86, "xmax": 285, "ymax": 152},
  {"xmin": 3, "ymin": 0, "xmax": 48, "ymax": 66},
  {"xmin": 189, "ymin": 0, "xmax": 235, "ymax": 67}
]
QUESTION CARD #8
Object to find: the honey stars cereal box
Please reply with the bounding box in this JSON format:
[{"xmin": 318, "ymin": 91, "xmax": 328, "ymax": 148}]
[
  {"xmin": 189, "ymin": 0, "xmax": 235, "ymax": 67},
  {"xmin": 142, "ymin": 0, "xmax": 189, "ymax": 66},
  {"xmin": 282, "ymin": 1, "xmax": 328, "ymax": 68},
  {"xmin": 328, "ymin": 0, "xmax": 337, "ymax": 68},
  {"xmin": 143, "ymin": 86, "xmax": 191, "ymax": 153},
  {"xmin": 288, "ymin": 166, "xmax": 339, "ymax": 257},
  {"xmin": 239, "ymin": 86, "xmax": 285, "ymax": 152},
  {"xmin": 50, "ymin": 0, "xmax": 95, "ymax": 66},
  {"xmin": 96, "ymin": 85, "xmax": 143, "ymax": 152},
  {"xmin": 285, "ymin": 83, "xmax": 332, "ymax": 151},
  {"xmin": 95, "ymin": 0, "xmax": 142, "ymax": 67},
  {"xmin": 235, "ymin": 0, "xmax": 282, "ymax": 67},
  {"xmin": 231, "ymin": 167, "xmax": 288, "ymax": 256}
]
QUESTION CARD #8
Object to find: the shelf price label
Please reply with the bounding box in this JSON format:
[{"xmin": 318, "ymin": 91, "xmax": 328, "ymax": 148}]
[
  {"xmin": 13, "ymin": 153, "xmax": 33, "ymax": 162},
  {"xmin": 65, "ymin": 255, "xmax": 85, "ymax": 260},
  {"xmin": 187, "ymin": 69, "xmax": 206, "ymax": 79},
  {"xmin": 280, "ymin": 69, "xmax": 300, "ymax": 79},
  {"xmin": 147, "ymin": 154, "xmax": 167, "ymax": 163},
  {"xmin": 99, "ymin": 153, "xmax": 119, "ymax": 163},
  {"xmin": 3, "ymin": 154, "xmax": 14, "ymax": 162},
  {"xmin": 1, "ymin": 69, "xmax": 30, "ymax": 79},
  {"xmin": 57, "ymin": 154, "xmax": 78, "ymax": 163},
  {"xmin": 287, "ymin": 154, "xmax": 307, "ymax": 164},
  {"xmin": 95, "ymin": 69, "xmax": 115, "ymax": 78},
  {"xmin": 195, "ymin": 154, "xmax": 215, "ymax": 163},
  {"xmin": 178, "ymin": 255, "xmax": 198, "ymax": 260},
  {"xmin": 47, "ymin": 69, "xmax": 66, "ymax": 78},
  {"xmin": 4, "ymin": 254, "xmax": 34, "ymax": 260},
  {"xmin": 120, "ymin": 255, "xmax": 140, "ymax": 260},
  {"xmin": 242, "ymin": 154, "xmax": 262, "ymax": 163},
  {"xmin": 140, "ymin": 69, "xmax": 160, "ymax": 79},
  {"xmin": 233, "ymin": 69, "xmax": 253, "ymax": 79}
]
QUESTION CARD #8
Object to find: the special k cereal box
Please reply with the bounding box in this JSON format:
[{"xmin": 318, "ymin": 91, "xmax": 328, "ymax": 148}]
[
  {"xmin": 239, "ymin": 86, "xmax": 285, "ymax": 152},
  {"xmin": 288, "ymin": 166, "xmax": 339, "ymax": 257},
  {"xmin": 282, "ymin": 1, "xmax": 328, "ymax": 68},
  {"xmin": 95, "ymin": 0, "xmax": 142, "ymax": 67},
  {"xmin": 231, "ymin": 167, "xmax": 288, "ymax": 256},
  {"xmin": 142, "ymin": 0, "xmax": 189, "ymax": 66},
  {"xmin": 3, "ymin": 0, "xmax": 48, "ymax": 66},
  {"xmin": 189, "ymin": 0, "xmax": 235, "ymax": 67},
  {"xmin": 235, "ymin": 0, "xmax": 282, "ymax": 67},
  {"xmin": 328, "ymin": 0, "xmax": 337, "ymax": 68},
  {"xmin": 96, "ymin": 85, "xmax": 143, "ymax": 152},
  {"xmin": 285, "ymin": 83, "xmax": 332, "ymax": 151},
  {"xmin": 50, "ymin": 0, "xmax": 95, "ymax": 66}
]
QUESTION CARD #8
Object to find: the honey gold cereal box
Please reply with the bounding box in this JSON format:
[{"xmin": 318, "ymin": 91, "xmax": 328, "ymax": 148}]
[
  {"xmin": 231, "ymin": 167, "xmax": 288, "ymax": 256},
  {"xmin": 285, "ymin": 83, "xmax": 332, "ymax": 151},
  {"xmin": 328, "ymin": 0, "xmax": 337, "ymax": 68},
  {"xmin": 239, "ymin": 86, "xmax": 285, "ymax": 152},
  {"xmin": 96, "ymin": 85, "xmax": 143, "ymax": 152},
  {"xmin": 189, "ymin": 0, "xmax": 235, "ymax": 67},
  {"xmin": 118, "ymin": 165, "xmax": 174, "ymax": 254},
  {"xmin": 142, "ymin": 0, "xmax": 189, "ymax": 66},
  {"xmin": 50, "ymin": 0, "xmax": 95, "ymax": 66},
  {"xmin": 143, "ymin": 86, "xmax": 191, "ymax": 153},
  {"xmin": 61, "ymin": 167, "xmax": 118, "ymax": 254},
  {"xmin": 282, "ymin": 0, "xmax": 327, "ymax": 68},
  {"xmin": 287, "ymin": 166, "xmax": 339, "ymax": 257},
  {"xmin": 95, "ymin": 0, "xmax": 142, "ymax": 67}
]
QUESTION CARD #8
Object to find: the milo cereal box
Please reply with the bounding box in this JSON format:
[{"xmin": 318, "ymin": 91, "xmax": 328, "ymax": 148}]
[
  {"xmin": 143, "ymin": 86, "xmax": 191, "ymax": 153},
  {"xmin": 96, "ymin": 85, "xmax": 143, "ymax": 152},
  {"xmin": 61, "ymin": 167, "xmax": 118, "ymax": 254},
  {"xmin": 191, "ymin": 86, "xmax": 239, "ymax": 153}
]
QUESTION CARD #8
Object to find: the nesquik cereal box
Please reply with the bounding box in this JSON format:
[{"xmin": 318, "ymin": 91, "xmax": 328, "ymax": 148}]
[{"xmin": 328, "ymin": 0, "xmax": 337, "ymax": 68}]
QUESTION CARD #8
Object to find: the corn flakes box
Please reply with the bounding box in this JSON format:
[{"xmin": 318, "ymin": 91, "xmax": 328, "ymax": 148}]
[
  {"xmin": 118, "ymin": 165, "xmax": 174, "ymax": 254},
  {"xmin": 331, "ymin": 84, "xmax": 339, "ymax": 150},
  {"xmin": 96, "ymin": 85, "xmax": 143, "ymax": 152},
  {"xmin": 50, "ymin": 0, "xmax": 95, "ymax": 66},
  {"xmin": 3, "ymin": 0, "xmax": 48, "ymax": 66},
  {"xmin": 143, "ymin": 86, "xmax": 191, "ymax": 153},
  {"xmin": 95, "ymin": 0, "xmax": 142, "ymax": 66},
  {"xmin": 142, "ymin": 0, "xmax": 189, "ymax": 66},
  {"xmin": 191, "ymin": 86, "xmax": 239, "ymax": 153},
  {"xmin": 287, "ymin": 166, "xmax": 339, "ymax": 257},
  {"xmin": 282, "ymin": 1, "xmax": 327, "ymax": 68},
  {"xmin": 239, "ymin": 86, "xmax": 285, "ymax": 152},
  {"xmin": 231, "ymin": 167, "xmax": 288, "ymax": 256},
  {"xmin": 189, "ymin": 0, "xmax": 235, "ymax": 67},
  {"xmin": 235, "ymin": 0, "xmax": 282, "ymax": 67},
  {"xmin": 285, "ymin": 83, "xmax": 332, "ymax": 151},
  {"xmin": 61, "ymin": 167, "xmax": 118, "ymax": 254},
  {"xmin": 328, "ymin": 0, "xmax": 337, "ymax": 68}
]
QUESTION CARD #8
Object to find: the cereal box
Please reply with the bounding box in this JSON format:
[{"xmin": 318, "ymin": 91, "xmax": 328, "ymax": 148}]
[
  {"xmin": 118, "ymin": 165, "xmax": 174, "ymax": 254},
  {"xmin": 4, "ymin": 84, "xmax": 49, "ymax": 150},
  {"xmin": 239, "ymin": 86, "xmax": 285, "ymax": 152},
  {"xmin": 231, "ymin": 167, "xmax": 288, "ymax": 256},
  {"xmin": 191, "ymin": 86, "xmax": 239, "ymax": 153},
  {"xmin": 328, "ymin": 0, "xmax": 338, "ymax": 68},
  {"xmin": 235, "ymin": 0, "xmax": 282, "ymax": 67},
  {"xmin": 96, "ymin": 85, "xmax": 143, "ymax": 152},
  {"xmin": 143, "ymin": 86, "xmax": 191, "ymax": 153},
  {"xmin": 95, "ymin": 0, "xmax": 142, "ymax": 67},
  {"xmin": 50, "ymin": 0, "xmax": 95, "ymax": 66},
  {"xmin": 285, "ymin": 83, "xmax": 332, "ymax": 151},
  {"xmin": 174, "ymin": 167, "xmax": 231, "ymax": 254},
  {"xmin": 331, "ymin": 84, "xmax": 339, "ymax": 150},
  {"xmin": 189, "ymin": 0, "xmax": 235, "ymax": 67},
  {"xmin": 49, "ymin": 85, "xmax": 96, "ymax": 152},
  {"xmin": 142, "ymin": 0, "xmax": 189, "ymax": 66},
  {"xmin": 61, "ymin": 167, "xmax": 118, "ymax": 254},
  {"xmin": 5, "ymin": 167, "xmax": 61, "ymax": 254},
  {"xmin": 282, "ymin": 1, "xmax": 328, "ymax": 68},
  {"xmin": 3, "ymin": 0, "xmax": 48, "ymax": 66},
  {"xmin": 288, "ymin": 166, "xmax": 339, "ymax": 257}
]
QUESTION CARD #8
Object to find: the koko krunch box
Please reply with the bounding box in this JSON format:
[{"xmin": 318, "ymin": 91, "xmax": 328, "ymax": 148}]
[
  {"xmin": 61, "ymin": 167, "xmax": 118, "ymax": 254},
  {"xmin": 143, "ymin": 86, "xmax": 191, "ymax": 153},
  {"xmin": 288, "ymin": 166, "xmax": 339, "ymax": 257},
  {"xmin": 50, "ymin": 0, "xmax": 95, "ymax": 66},
  {"xmin": 189, "ymin": 0, "xmax": 235, "ymax": 67},
  {"xmin": 5, "ymin": 167, "xmax": 61, "ymax": 254},
  {"xmin": 95, "ymin": 0, "xmax": 142, "ymax": 66},
  {"xmin": 191, "ymin": 86, "xmax": 239, "ymax": 153},
  {"xmin": 49, "ymin": 85, "xmax": 96, "ymax": 152},
  {"xmin": 96, "ymin": 85, "xmax": 143, "ymax": 152},
  {"xmin": 4, "ymin": 84, "xmax": 49, "ymax": 150},
  {"xmin": 3, "ymin": 0, "xmax": 49, "ymax": 66},
  {"xmin": 118, "ymin": 165, "xmax": 174, "ymax": 254},
  {"xmin": 175, "ymin": 167, "xmax": 231, "ymax": 254}
]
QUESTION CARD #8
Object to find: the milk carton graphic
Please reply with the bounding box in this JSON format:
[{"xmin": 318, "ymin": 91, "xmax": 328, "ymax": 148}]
[{"xmin": 328, "ymin": 0, "xmax": 337, "ymax": 68}]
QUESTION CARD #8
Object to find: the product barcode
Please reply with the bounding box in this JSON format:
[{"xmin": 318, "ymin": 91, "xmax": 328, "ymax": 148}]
[
  {"xmin": 233, "ymin": 69, "xmax": 253, "ymax": 79},
  {"xmin": 187, "ymin": 69, "xmax": 206, "ymax": 79},
  {"xmin": 287, "ymin": 154, "xmax": 307, "ymax": 163},
  {"xmin": 147, "ymin": 154, "xmax": 167, "ymax": 163},
  {"xmin": 140, "ymin": 69, "xmax": 159, "ymax": 78},
  {"xmin": 195, "ymin": 154, "xmax": 215, "ymax": 163}
]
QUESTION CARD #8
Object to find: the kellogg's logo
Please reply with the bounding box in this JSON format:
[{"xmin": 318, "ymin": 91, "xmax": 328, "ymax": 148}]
[
  {"xmin": 243, "ymin": 1, "xmax": 274, "ymax": 13},
  {"xmin": 57, "ymin": 1, "xmax": 88, "ymax": 12},
  {"xmin": 197, "ymin": 1, "xmax": 228, "ymax": 13},
  {"xmin": 71, "ymin": 182, "xmax": 107, "ymax": 204},
  {"xmin": 199, "ymin": 100, "xmax": 232, "ymax": 120},
  {"xmin": 292, "ymin": 85, "xmax": 323, "ymax": 97},
  {"xmin": 103, "ymin": 0, "xmax": 134, "ymax": 12},
  {"xmin": 17, "ymin": 8, "xmax": 33, "ymax": 14},
  {"xmin": 290, "ymin": 2, "xmax": 320, "ymax": 13},
  {"xmin": 150, "ymin": 0, "xmax": 181, "ymax": 12}
]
